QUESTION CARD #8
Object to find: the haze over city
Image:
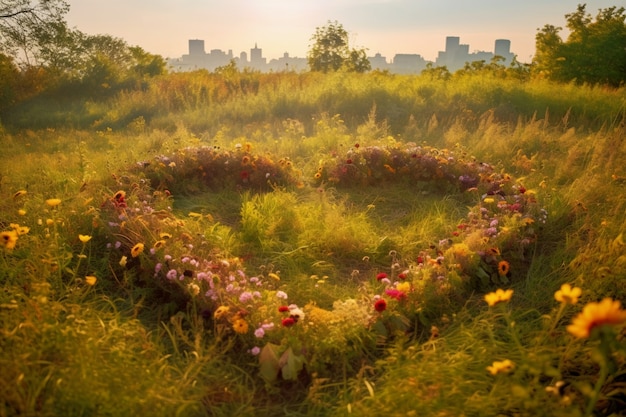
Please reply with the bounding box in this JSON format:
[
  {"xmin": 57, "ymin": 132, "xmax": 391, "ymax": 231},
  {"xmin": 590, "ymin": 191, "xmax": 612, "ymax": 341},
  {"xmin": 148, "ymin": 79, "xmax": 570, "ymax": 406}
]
[{"xmin": 66, "ymin": 0, "xmax": 619, "ymax": 63}]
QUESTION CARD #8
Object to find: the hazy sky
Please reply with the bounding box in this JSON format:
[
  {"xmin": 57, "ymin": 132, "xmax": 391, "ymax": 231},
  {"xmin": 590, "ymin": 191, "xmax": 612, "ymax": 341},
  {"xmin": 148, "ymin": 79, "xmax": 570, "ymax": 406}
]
[{"xmin": 66, "ymin": 1, "xmax": 620, "ymax": 63}]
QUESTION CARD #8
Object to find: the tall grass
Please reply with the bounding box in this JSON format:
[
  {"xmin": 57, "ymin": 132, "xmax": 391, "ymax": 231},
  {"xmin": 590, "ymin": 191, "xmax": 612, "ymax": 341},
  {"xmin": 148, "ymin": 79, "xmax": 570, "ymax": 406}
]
[{"xmin": 1, "ymin": 70, "xmax": 625, "ymax": 416}]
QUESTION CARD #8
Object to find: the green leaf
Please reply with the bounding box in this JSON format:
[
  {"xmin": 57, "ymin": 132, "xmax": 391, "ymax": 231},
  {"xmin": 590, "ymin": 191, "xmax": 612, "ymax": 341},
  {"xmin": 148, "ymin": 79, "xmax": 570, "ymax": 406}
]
[
  {"xmin": 259, "ymin": 343, "xmax": 281, "ymax": 383},
  {"xmin": 279, "ymin": 347, "xmax": 305, "ymax": 381}
]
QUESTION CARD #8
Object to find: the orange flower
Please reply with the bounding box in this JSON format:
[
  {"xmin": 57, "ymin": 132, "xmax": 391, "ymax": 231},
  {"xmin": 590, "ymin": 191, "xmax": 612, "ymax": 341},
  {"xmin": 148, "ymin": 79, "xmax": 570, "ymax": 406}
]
[
  {"xmin": 232, "ymin": 319, "xmax": 249, "ymax": 334},
  {"xmin": 566, "ymin": 298, "xmax": 626, "ymax": 339},
  {"xmin": 45, "ymin": 198, "xmax": 62, "ymax": 207},
  {"xmin": 497, "ymin": 260, "xmax": 510, "ymax": 276},
  {"xmin": 484, "ymin": 288, "xmax": 513, "ymax": 307},
  {"xmin": 554, "ymin": 283, "xmax": 582, "ymax": 305}
]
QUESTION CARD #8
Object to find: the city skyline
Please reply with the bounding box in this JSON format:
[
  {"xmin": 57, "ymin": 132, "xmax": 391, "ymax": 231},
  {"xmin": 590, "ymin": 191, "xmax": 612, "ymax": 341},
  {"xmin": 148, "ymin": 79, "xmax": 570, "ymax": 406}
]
[
  {"xmin": 65, "ymin": 1, "xmax": 620, "ymax": 65},
  {"xmin": 170, "ymin": 35, "xmax": 516, "ymax": 74}
]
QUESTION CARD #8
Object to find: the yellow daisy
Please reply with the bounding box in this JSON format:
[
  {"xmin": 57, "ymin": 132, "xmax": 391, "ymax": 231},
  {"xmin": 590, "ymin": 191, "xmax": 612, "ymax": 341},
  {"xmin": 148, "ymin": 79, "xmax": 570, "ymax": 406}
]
[
  {"xmin": 484, "ymin": 288, "xmax": 514, "ymax": 307},
  {"xmin": 567, "ymin": 298, "xmax": 626, "ymax": 339},
  {"xmin": 487, "ymin": 359, "xmax": 515, "ymax": 375},
  {"xmin": 554, "ymin": 283, "xmax": 582, "ymax": 305},
  {"xmin": 79, "ymin": 234, "xmax": 92, "ymax": 243},
  {"xmin": 85, "ymin": 275, "xmax": 97, "ymax": 286},
  {"xmin": 130, "ymin": 243, "xmax": 144, "ymax": 258},
  {"xmin": 45, "ymin": 198, "xmax": 62, "ymax": 207},
  {"xmin": 1, "ymin": 230, "xmax": 18, "ymax": 250},
  {"xmin": 232, "ymin": 319, "xmax": 249, "ymax": 334}
]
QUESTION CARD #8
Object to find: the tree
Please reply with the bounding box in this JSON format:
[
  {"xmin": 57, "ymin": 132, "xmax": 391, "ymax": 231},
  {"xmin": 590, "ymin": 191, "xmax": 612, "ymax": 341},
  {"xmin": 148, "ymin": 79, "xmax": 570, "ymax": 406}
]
[
  {"xmin": 0, "ymin": 0, "xmax": 69, "ymax": 66},
  {"xmin": 307, "ymin": 20, "xmax": 371, "ymax": 73},
  {"xmin": 533, "ymin": 4, "xmax": 626, "ymax": 86}
]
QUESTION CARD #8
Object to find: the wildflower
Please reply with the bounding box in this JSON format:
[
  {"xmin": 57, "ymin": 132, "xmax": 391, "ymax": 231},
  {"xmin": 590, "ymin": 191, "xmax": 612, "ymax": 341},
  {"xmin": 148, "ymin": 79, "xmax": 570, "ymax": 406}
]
[
  {"xmin": 13, "ymin": 190, "xmax": 27, "ymax": 199},
  {"xmin": 376, "ymin": 272, "xmax": 388, "ymax": 281},
  {"xmin": 487, "ymin": 359, "xmax": 515, "ymax": 375},
  {"xmin": 281, "ymin": 317, "xmax": 296, "ymax": 327},
  {"xmin": 254, "ymin": 327, "xmax": 265, "ymax": 338},
  {"xmin": 250, "ymin": 346, "xmax": 261, "ymax": 355},
  {"xmin": 119, "ymin": 256, "xmax": 128, "ymax": 267},
  {"xmin": 396, "ymin": 282, "xmax": 411, "ymax": 293},
  {"xmin": 79, "ymin": 234, "xmax": 92, "ymax": 243},
  {"xmin": 566, "ymin": 298, "xmax": 626, "ymax": 339},
  {"xmin": 276, "ymin": 290, "xmax": 288, "ymax": 299},
  {"xmin": 398, "ymin": 272, "xmax": 407, "ymax": 280},
  {"xmin": 45, "ymin": 198, "xmax": 62, "ymax": 207},
  {"xmin": 214, "ymin": 306, "xmax": 230, "ymax": 320},
  {"xmin": 289, "ymin": 306, "xmax": 305, "ymax": 322},
  {"xmin": 159, "ymin": 232, "xmax": 172, "ymax": 240},
  {"xmin": 385, "ymin": 289, "xmax": 406, "ymax": 300},
  {"xmin": 278, "ymin": 305, "xmax": 290, "ymax": 313},
  {"xmin": 232, "ymin": 319, "xmax": 248, "ymax": 334},
  {"xmin": 484, "ymin": 288, "xmax": 514, "ymax": 307},
  {"xmin": 314, "ymin": 172, "xmax": 322, "ymax": 179},
  {"xmin": 1, "ymin": 230, "xmax": 19, "ymax": 250},
  {"xmin": 188, "ymin": 283, "xmax": 200, "ymax": 296},
  {"xmin": 374, "ymin": 298, "xmax": 387, "ymax": 313},
  {"xmin": 268, "ymin": 272, "xmax": 280, "ymax": 281},
  {"xmin": 130, "ymin": 243, "xmax": 144, "ymax": 258},
  {"xmin": 241, "ymin": 155, "xmax": 250, "ymax": 165},
  {"xmin": 497, "ymin": 260, "xmax": 510, "ymax": 276},
  {"xmin": 12, "ymin": 225, "xmax": 29, "ymax": 235},
  {"xmin": 85, "ymin": 275, "xmax": 97, "ymax": 286},
  {"xmin": 18, "ymin": 209, "xmax": 26, "ymax": 216},
  {"xmin": 166, "ymin": 269, "xmax": 178, "ymax": 280},
  {"xmin": 153, "ymin": 240, "xmax": 166, "ymax": 249},
  {"xmin": 554, "ymin": 284, "xmax": 582, "ymax": 305},
  {"xmin": 483, "ymin": 197, "xmax": 495, "ymax": 204}
]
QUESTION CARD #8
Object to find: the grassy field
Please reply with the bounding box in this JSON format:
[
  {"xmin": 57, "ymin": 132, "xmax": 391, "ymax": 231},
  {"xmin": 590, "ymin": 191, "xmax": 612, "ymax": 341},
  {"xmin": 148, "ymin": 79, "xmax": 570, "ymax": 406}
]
[{"xmin": 1, "ymin": 70, "xmax": 625, "ymax": 416}]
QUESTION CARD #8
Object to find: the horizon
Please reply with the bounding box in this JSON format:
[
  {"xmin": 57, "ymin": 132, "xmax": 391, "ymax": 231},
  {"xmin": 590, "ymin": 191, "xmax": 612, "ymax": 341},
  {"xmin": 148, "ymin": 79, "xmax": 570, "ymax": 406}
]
[{"xmin": 66, "ymin": 1, "xmax": 620, "ymax": 63}]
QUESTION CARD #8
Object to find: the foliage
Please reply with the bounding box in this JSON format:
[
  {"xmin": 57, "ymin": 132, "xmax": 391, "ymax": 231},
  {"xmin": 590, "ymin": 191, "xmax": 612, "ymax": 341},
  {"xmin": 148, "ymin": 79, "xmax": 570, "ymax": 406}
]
[
  {"xmin": 534, "ymin": 4, "xmax": 626, "ymax": 86},
  {"xmin": 307, "ymin": 20, "xmax": 371, "ymax": 73},
  {"xmin": 0, "ymin": 0, "xmax": 69, "ymax": 66}
]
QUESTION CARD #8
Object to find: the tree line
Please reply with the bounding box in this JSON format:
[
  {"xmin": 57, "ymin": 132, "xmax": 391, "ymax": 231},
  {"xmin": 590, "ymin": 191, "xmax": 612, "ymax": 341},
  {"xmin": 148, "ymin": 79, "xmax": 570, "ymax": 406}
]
[{"xmin": 0, "ymin": 1, "xmax": 624, "ymax": 114}]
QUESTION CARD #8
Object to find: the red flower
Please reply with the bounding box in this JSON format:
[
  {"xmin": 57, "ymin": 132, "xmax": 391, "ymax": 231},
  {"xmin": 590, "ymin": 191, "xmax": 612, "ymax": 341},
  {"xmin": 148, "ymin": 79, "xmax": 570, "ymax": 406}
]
[
  {"xmin": 346, "ymin": 159, "xmax": 353, "ymax": 164},
  {"xmin": 240, "ymin": 171, "xmax": 249, "ymax": 180},
  {"xmin": 416, "ymin": 256, "xmax": 424, "ymax": 264},
  {"xmin": 518, "ymin": 186, "xmax": 526, "ymax": 194},
  {"xmin": 385, "ymin": 289, "xmax": 407, "ymax": 300},
  {"xmin": 398, "ymin": 273, "xmax": 407, "ymax": 280},
  {"xmin": 374, "ymin": 299, "xmax": 387, "ymax": 313},
  {"xmin": 376, "ymin": 272, "xmax": 388, "ymax": 281},
  {"xmin": 354, "ymin": 143, "xmax": 360, "ymax": 149},
  {"xmin": 278, "ymin": 306, "xmax": 290, "ymax": 313},
  {"xmin": 281, "ymin": 317, "xmax": 296, "ymax": 327}
]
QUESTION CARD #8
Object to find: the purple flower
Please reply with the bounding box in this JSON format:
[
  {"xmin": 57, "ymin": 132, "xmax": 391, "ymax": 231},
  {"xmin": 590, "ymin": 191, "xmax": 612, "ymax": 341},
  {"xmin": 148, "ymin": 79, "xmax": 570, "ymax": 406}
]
[
  {"xmin": 250, "ymin": 346, "xmax": 261, "ymax": 356},
  {"xmin": 239, "ymin": 292, "xmax": 253, "ymax": 303},
  {"xmin": 155, "ymin": 263, "xmax": 163, "ymax": 273},
  {"xmin": 166, "ymin": 269, "xmax": 178, "ymax": 280},
  {"xmin": 254, "ymin": 328, "xmax": 265, "ymax": 338}
]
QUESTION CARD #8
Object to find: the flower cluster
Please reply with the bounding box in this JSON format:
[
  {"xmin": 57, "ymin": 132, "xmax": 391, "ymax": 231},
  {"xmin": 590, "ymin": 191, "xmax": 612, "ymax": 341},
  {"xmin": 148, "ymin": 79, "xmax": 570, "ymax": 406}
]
[{"xmin": 133, "ymin": 144, "xmax": 302, "ymax": 194}]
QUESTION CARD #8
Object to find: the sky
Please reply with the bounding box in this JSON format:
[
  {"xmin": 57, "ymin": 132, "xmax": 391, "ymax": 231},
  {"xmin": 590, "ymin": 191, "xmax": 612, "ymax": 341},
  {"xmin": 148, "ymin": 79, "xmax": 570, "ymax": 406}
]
[{"xmin": 65, "ymin": 0, "xmax": 621, "ymax": 64}]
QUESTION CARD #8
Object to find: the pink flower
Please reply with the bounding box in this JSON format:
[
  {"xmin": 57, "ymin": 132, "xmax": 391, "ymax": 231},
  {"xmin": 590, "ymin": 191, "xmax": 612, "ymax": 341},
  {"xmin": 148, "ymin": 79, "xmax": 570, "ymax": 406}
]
[{"xmin": 385, "ymin": 289, "xmax": 407, "ymax": 300}]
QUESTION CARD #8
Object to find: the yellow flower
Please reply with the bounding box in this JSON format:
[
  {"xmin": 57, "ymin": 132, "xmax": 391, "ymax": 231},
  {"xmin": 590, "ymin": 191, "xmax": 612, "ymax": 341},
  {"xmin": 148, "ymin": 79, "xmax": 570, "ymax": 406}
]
[
  {"xmin": 483, "ymin": 197, "xmax": 495, "ymax": 204},
  {"xmin": 153, "ymin": 240, "xmax": 166, "ymax": 249},
  {"xmin": 18, "ymin": 209, "xmax": 26, "ymax": 216},
  {"xmin": 79, "ymin": 234, "xmax": 92, "ymax": 243},
  {"xmin": 45, "ymin": 198, "xmax": 62, "ymax": 207},
  {"xmin": 397, "ymin": 282, "xmax": 411, "ymax": 293},
  {"xmin": 119, "ymin": 256, "xmax": 128, "ymax": 267},
  {"xmin": 487, "ymin": 359, "xmax": 515, "ymax": 375},
  {"xmin": 214, "ymin": 306, "xmax": 230, "ymax": 320},
  {"xmin": 46, "ymin": 218, "xmax": 54, "ymax": 226},
  {"xmin": 13, "ymin": 190, "xmax": 27, "ymax": 199},
  {"xmin": 85, "ymin": 275, "xmax": 97, "ymax": 286},
  {"xmin": 0, "ymin": 230, "xmax": 18, "ymax": 250},
  {"xmin": 484, "ymin": 288, "xmax": 514, "ymax": 307},
  {"xmin": 159, "ymin": 232, "xmax": 172, "ymax": 240},
  {"xmin": 268, "ymin": 272, "xmax": 280, "ymax": 281},
  {"xmin": 566, "ymin": 298, "xmax": 626, "ymax": 339},
  {"xmin": 554, "ymin": 284, "xmax": 582, "ymax": 305},
  {"xmin": 232, "ymin": 319, "xmax": 249, "ymax": 334},
  {"xmin": 11, "ymin": 224, "xmax": 29, "ymax": 235},
  {"xmin": 130, "ymin": 243, "xmax": 144, "ymax": 258}
]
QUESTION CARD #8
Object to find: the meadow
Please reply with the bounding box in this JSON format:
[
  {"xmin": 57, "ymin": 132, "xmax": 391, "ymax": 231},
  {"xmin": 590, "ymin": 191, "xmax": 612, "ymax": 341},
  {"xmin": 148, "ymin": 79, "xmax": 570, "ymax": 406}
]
[{"xmin": 1, "ymin": 69, "xmax": 625, "ymax": 416}]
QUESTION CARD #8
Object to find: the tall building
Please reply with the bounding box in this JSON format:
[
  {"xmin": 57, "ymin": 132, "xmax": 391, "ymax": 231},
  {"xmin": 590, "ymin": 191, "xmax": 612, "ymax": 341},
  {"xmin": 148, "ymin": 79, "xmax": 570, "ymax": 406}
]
[{"xmin": 189, "ymin": 39, "xmax": 205, "ymax": 56}]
